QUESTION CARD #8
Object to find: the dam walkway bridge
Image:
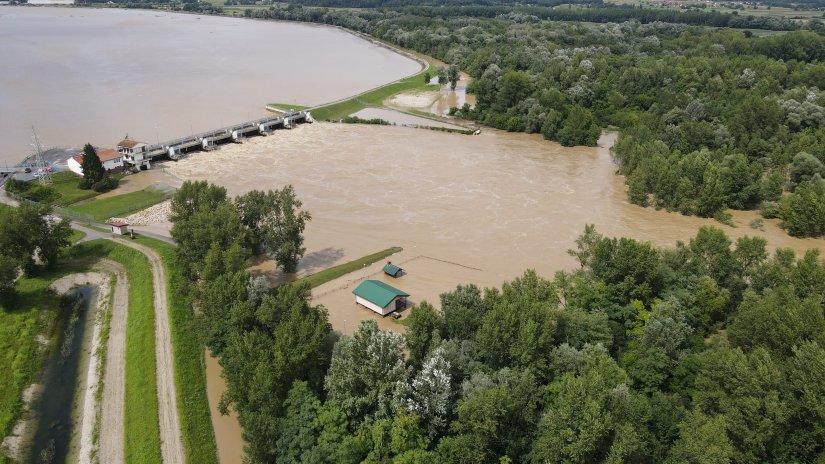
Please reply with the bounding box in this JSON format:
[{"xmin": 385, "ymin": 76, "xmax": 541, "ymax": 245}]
[{"xmin": 134, "ymin": 110, "xmax": 313, "ymax": 163}]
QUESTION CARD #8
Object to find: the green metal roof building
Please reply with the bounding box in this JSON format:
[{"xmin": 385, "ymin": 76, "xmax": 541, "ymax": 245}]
[
  {"xmin": 352, "ymin": 280, "xmax": 410, "ymax": 316},
  {"xmin": 383, "ymin": 262, "xmax": 403, "ymax": 277}
]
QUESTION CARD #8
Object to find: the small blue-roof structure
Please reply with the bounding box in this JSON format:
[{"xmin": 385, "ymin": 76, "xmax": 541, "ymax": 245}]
[
  {"xmin": 383, "ymin": 262, "xmax": 403, "ymax": 277},
  {"xmin": 353, "ymin": 280, "xmax": 410, "ymax": 316}
]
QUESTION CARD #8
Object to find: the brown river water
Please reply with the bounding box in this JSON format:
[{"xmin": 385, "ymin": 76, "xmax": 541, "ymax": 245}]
[
  {"xmin": 0, "ymin": 7, "xmax": 420, "ymax": 165},
  {"xmin": 126, "ymin": 121, "xmax": 825, "ymax": 464},
  {"xmin": 168, "ymin": 123, "xmax": 825, "ymax": 464}
]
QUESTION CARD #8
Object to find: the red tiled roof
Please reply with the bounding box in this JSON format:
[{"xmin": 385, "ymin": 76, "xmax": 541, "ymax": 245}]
[
  {"xmin": 96, "ymin": 148, "xmax": 121, "ymax": 162},
  {"xmin": 110, "ymin": 221, "xmax": 129, "ymax": 227},
  {"xmin": 117, "ymin": 139, "xmax": 141, "ymax": 149},
  {"xmin": 71, "ymin": 155, "xmax": 83, "ymax": 165}
]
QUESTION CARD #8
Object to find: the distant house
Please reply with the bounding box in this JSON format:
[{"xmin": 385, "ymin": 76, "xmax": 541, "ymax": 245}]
[
  {"xmin": 67, "ymin": 148, "xmax": 123, "ymax": 176},
  {"xmin": 109, "ymin": 220, "xmax": 129, "ymax": 235},
  {"xmin": 383, "ymin": 262, "xmax": 403, "ymax": 277},
  {"xmin": 352, "ymin": 280, "xmax": 409, "ymax": 316},
  {"xmin": 117, "ymin": 138, "xmax": 150, "ymax": 170}
]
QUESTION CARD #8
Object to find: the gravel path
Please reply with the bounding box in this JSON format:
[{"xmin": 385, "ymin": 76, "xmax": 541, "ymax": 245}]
[
  {"xmin": 115, "ymin": 239, "xmax": 185, "ymax": 464},
  {"xmin": 98, "ymin": 260, "xmax": 128, "ymax": 464}
]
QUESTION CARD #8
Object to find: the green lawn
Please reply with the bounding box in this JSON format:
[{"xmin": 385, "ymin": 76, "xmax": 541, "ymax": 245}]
[
  {"xmin": 133, "ymin": 237, "xmax": 219, "ymax": 464},
  {"xmin": 64, "ymin": 188, "xmax": 170, "ymax": 223},
  {"xmin": 295, "ymin": 247, "xmax": 403, "ymax": 289},
  {"xmin": 0, "ymin": 273, "xmax": 63, "ymax": 455},
  {"xmin": 268, "ymin": 102, "xmax": 310, "ymax": 111},
  {"xmin": 68, "ymin": 229, "xmax": 87, "ymax": 244},
  {"xmin": 311, "ymin": 62, "xmax": 439, "ymax": 121},
  {"xmin": 50, "ymin": 171, "xmax": 101, "ymax": 207}
]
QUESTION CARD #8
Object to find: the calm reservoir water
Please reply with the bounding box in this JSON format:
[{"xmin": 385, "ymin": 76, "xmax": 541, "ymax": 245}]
[{"xmin": 0, "ymin": 7, "xmax": 421, "ymax": 165}]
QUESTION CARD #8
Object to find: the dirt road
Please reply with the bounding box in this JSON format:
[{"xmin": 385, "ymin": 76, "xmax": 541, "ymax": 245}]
[
  {"xmin": 97, "ymin": 260, "xmax": 128, "ymax": 464},
  {"xmin": 115, "ymin": 239, "xmax": 185, "ymax": 464}
]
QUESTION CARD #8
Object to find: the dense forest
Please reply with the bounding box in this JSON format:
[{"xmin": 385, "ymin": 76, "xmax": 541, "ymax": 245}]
[
  {"xmin": 287, "ymin": 0, "xmax": 602, "ymax": 7},
  {"xmin": 170, "ymin": 179, "xmax": 825, "ymax": 463},
  {"xmin": 244, "ymin": 5, "xmax": 825, "ymax": 235}
]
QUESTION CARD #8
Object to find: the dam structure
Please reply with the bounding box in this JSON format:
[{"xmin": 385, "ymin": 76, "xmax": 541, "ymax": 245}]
[{"xmin": 121, "ymin": 110, "xmax": 313, "ymax": 170}]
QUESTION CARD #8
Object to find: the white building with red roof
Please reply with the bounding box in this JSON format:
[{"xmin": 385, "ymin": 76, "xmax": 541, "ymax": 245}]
[{"xmin": 67, "ymin": 148, "xmax": 124, "ymax": 176}]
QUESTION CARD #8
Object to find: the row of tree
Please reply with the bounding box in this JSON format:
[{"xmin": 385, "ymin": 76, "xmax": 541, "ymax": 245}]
[
  {"xmin": 0, "ymin": 204, "xmax": 72, "ymax": 305},
  {"xmin": 193, "ymin": 223, "xmax": 825, "ymax": 463},
  {"xmin": 279, "ymin": 2, "xmax": 799, "ymax": 30}
]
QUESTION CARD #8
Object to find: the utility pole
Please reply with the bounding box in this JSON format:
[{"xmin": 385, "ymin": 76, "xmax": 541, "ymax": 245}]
[{"xmin": 31, "ymin": 127, "xmax": 52, "ymax": 186}]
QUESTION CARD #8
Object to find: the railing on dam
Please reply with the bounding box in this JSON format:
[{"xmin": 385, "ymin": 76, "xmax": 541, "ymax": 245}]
[{"xmin": 140, "ymin": 110, "xmax": 312, "ymax": 161}]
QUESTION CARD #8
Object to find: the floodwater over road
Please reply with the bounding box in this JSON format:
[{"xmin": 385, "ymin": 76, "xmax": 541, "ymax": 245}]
[{"xmin": 0, "ymin": 7, "xmax": 421, "ymax": 165}]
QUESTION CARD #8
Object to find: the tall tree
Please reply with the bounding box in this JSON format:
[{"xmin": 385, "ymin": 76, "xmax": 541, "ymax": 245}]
[
  {"xmin": 447, "ymin": 64, "xmax": 460, "ymax": 91},
  {"xmin": 79, "ymin": 143, "xmax": 105, "ymax": 187},
  {"xmin": 264, "ymin": 185, "xmax": 312, "ymax": 273},
  {"xmin": 404, "ymin": 301, "xmax": 444, "ymax": 370},
  {"xmin": 324, "ymin": 320, "xmax": 406, "ymax": 426}
]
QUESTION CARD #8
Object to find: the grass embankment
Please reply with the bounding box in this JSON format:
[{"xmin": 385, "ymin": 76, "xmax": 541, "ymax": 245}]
[
  {"xmin": 68, "ymin": 229, "xmax": 87, "ymax": 244},
  {"xmin": 64, "ymin": 188, "xmax": 170, "ymax": 223},
  {"xmin": 0, "ymin": 274, "xmax": 64, "ymax": 462},
  {"xmin": 267, "ymin": 102, "xmax": 310, "ymax": 111},
  {"xmin": 132, "ymin": 236, "xmax": 219, "ymax": 464},
  {"xmin": 71, "ymin": 241, "xmax": 163, "ymax": 464},
  {"xmin": 311, "ymin": 62, "xmax": 439, "ymax": 121},
  {"xmin": 296, "ymin": 247, "xmax": 402, "ymax": 289}
]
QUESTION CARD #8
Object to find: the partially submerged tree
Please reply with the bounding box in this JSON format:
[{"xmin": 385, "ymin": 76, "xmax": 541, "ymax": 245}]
[{"xmin": 237, "ymin": 186, "xmax": 312, "ymax": 273}]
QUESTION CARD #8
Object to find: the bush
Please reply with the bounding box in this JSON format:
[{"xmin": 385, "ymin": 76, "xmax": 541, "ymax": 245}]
[
  {"xmin": 78, "ymin": 177, "xmax": 94, "ymax": 190},
  {"xmin": 24, "ymin": 186, "xmax": 59, "ymax": 204},
  {"xmin": 760, "ymin": 201, "xmax": 781, "ymax": 219},
  {"xmin": 4, "ymin": 178, "xmax": 31, "ymax": 195},
  {"xmin": 92, "ymin": 175, "xmax": 119, "ymax": 193}
]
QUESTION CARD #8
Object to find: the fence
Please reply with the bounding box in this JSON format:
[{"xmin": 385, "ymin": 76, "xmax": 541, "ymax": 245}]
[{"xmin": 6, "ymin": 190, "xmax": 94, "ymax": 223}]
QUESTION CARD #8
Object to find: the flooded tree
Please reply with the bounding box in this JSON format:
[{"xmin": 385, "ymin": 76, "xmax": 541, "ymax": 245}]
[
  {"xmin": 447, "ymin": 64, "xmax": 459, "ymax": 91},
  {"xmin": 236, "ymin": 185, "xmax": 311, "ymax": 274}
]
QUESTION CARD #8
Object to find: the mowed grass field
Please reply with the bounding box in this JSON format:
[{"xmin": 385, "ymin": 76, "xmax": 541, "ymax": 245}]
[
  {"xmin": 64, "ymin": 188, "xmax": 170, "ymax": 223},
  {"xmin": 49, "ymin": 171, "xmax": 102, "ymax": 206}
]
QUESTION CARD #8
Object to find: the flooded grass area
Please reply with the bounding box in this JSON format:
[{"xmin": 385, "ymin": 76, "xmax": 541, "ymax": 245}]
[
  {"xmin": 0, "ymin": 278, "xmax": 61, "ymax": 463},
  {"xmin": 204, "ymin": 353, "xmax": 243, "ymax": 464}
]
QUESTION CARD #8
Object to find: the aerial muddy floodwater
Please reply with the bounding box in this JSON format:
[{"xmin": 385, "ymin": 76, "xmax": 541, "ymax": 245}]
[
  {"xmin": 166, "ymin": 122, "xmax": 825, "ymax": 338},
  {"xmin": 0, "ymin": 7, "xmax": 420, "ymax": 165}
]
